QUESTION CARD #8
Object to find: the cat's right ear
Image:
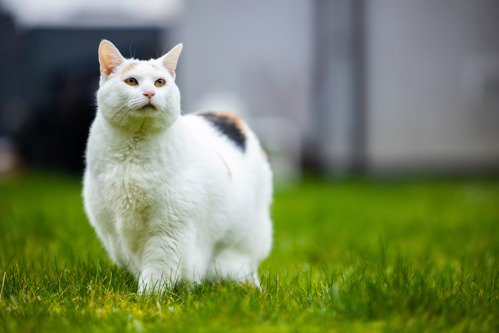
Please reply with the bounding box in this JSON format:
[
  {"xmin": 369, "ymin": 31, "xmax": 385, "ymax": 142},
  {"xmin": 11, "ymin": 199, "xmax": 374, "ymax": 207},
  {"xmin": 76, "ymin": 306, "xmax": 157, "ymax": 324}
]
[
  {"xmin": 99, "ymin": 40, "xmax": 124, "ymax": 79},
  {"xmin": 160, "ymin": 43, "xmax": 183, "ymax": 80}
]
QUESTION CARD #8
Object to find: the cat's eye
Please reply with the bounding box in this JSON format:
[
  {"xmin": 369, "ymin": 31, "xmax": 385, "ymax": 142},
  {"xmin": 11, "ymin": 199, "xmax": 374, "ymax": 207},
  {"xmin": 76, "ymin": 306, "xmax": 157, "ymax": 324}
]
[
  {"xmin": 125, "ymin": 78, "xmax": 138, "ymax": 86},
  {"xmin": 155, "ymin": 79, "xmax": 166, "ymax": 87}
]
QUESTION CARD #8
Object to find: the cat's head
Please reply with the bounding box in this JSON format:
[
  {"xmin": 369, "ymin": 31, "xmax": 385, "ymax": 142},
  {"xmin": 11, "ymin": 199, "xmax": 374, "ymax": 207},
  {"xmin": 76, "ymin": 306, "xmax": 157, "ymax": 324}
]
[{"xmin": 97, "ymin": 40, "xmax": 183, "ymax": 133}]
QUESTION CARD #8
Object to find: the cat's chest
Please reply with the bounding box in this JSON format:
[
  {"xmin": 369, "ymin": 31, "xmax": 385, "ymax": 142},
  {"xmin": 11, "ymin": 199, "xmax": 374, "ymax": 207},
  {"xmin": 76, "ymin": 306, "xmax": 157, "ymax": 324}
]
[
  {"xmin": 87, "ymin": 131, "xmax": 199, "ymax": 229},
  {"xmin": 99, "ymin": 152, "xmax": 166, "ymax": 218},
  {"xmin": 112, "ymin": 167, "xmax": 153, "ymax": 213}
]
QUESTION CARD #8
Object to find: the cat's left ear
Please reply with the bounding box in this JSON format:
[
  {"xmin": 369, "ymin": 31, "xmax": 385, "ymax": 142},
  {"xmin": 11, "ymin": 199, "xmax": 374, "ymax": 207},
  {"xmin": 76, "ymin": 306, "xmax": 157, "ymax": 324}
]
[
  {"xmin": 99, "ymin": 40, "xmax": 124, "ymax": 79},
  {"xmin": 160, "ymin": 43, "xmax": 183, "ymax": 79}
]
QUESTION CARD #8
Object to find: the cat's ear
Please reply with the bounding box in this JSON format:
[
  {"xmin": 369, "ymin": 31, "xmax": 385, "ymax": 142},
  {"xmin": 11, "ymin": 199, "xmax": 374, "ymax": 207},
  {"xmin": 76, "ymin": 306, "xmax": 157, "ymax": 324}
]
[
  {"xmin": 160, "ymin": 43, "xmax": 183, "ymax": 79},
  {"xmin": 99, "ymin": 40, "xmax": 124, "ymax": 78}
]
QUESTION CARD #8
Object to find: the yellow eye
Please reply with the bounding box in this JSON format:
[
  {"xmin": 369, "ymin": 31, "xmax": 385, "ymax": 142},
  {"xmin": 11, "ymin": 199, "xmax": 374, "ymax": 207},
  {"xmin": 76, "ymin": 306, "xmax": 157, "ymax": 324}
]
[
  {"xmin": 125, "ymin": 78, "xmax": 138, "ymax": 86},
  {"xmin": 155, "ymin": 78, "xmax": 166, "ymax": 87}
]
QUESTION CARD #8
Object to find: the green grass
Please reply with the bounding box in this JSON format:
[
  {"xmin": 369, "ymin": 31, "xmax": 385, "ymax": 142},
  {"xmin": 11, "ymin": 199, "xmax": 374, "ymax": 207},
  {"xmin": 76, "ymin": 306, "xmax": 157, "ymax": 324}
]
[{"xmin": 0, "ymin": 173, "xmax": 498, "ymax": 332}]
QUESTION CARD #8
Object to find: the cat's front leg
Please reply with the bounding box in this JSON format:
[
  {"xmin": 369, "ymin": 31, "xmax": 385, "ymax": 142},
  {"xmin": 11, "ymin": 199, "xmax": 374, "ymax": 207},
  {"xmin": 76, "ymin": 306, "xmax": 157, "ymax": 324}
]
[{"xmin": 137, "ymin": 234, "xmax": 183, "ymax": 294}]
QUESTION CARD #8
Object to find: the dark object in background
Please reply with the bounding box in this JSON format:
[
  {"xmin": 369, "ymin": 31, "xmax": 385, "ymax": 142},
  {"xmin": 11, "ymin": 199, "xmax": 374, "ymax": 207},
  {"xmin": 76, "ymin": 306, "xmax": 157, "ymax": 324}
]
[
  {"xmin": 2, "ymin": 25, "xmax": 164, "ymax": 173},
  {"xmin": 17, "ymin": 65, "xmax": 98, "ymax": 172}
]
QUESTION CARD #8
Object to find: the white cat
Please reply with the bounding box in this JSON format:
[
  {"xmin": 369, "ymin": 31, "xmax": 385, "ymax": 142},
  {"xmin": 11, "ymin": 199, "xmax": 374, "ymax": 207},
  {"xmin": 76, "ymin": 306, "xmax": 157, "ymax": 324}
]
[{"xmin": 83, "ymin": 40, "xmax": 273, "ymax": 293}]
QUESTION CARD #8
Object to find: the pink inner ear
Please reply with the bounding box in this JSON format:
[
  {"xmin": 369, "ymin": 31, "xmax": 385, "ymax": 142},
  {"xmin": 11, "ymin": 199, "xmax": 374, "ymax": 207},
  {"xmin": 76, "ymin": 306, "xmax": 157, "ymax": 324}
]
[
  {"xmin": 99, "ymin": 41, "xmax": 124, "ymax": 76},
  {"xmin": 162, "ymin": 44, "xmax": 183, "ymax": 78}
]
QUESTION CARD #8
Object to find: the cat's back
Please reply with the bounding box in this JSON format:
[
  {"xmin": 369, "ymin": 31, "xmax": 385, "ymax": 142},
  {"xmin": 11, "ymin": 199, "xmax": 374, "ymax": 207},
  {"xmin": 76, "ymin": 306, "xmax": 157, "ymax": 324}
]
[
  {"xmin": 183, "ymin": 111, "xmax": 272, "ymax": 216},
  {"xmin": 183, "ymin": 111, "xmax": 268, "ymax": 167},
  {"xmin": 189, "ymin": 111, "xmax": 247, "ymax": 152}
]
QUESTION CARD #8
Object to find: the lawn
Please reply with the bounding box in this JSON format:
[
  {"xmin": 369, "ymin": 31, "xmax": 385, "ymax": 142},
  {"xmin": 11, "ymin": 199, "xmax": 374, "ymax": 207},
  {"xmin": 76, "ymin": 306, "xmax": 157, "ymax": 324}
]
[{"xmin": 0, "ymin": 173, "xmax": 498, "ymax": 332}]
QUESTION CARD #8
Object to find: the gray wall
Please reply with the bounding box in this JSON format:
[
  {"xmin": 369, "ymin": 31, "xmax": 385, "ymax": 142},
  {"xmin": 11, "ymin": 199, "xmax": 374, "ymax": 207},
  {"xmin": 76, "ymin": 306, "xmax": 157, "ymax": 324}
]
[
  {"xmin": 172, "ymin": 0, "xmax": 499, "ymax": 175},
  {"xmin": 172, "ymin": 0, "xmax": 313, "ymax": 125},
  {"xmin": 366, "ymin": 0, "xmax": 499, "ymax": 173}
]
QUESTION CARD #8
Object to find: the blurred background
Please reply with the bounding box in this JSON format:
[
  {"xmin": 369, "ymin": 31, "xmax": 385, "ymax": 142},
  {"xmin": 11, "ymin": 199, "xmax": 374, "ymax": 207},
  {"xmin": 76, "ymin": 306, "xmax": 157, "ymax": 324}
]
[{"xmin": 1, "ymin": 0, "xmax": 499, "ymax": 183}]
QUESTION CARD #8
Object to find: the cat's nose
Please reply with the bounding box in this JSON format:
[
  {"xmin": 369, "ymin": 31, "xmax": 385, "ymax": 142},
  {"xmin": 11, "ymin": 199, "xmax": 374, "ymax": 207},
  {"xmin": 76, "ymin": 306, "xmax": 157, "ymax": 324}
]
[{"xmin": 143, "ymin": 90, "xmax": 155, "ymax": 99}]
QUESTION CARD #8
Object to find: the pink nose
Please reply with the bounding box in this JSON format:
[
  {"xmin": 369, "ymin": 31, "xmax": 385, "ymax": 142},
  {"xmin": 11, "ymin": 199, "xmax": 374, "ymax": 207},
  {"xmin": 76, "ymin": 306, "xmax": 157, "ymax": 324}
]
[{"xmin": 143, "ymin": 90, "xmax": 155, "ymax": 99}]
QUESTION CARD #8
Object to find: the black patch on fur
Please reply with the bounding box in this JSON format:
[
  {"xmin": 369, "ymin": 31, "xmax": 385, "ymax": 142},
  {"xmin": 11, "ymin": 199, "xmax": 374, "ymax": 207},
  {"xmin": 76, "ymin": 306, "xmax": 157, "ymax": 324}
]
[{"xmin": 196, "ymin": 112, "xmax": 246, "ymax": 152}]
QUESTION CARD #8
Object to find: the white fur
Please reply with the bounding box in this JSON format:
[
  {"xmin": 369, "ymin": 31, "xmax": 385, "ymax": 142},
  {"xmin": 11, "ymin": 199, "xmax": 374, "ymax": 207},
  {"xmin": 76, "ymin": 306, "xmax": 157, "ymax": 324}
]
[{"xmin": 83, "ymin": 42, "xmax": 273, "ymax": 293}]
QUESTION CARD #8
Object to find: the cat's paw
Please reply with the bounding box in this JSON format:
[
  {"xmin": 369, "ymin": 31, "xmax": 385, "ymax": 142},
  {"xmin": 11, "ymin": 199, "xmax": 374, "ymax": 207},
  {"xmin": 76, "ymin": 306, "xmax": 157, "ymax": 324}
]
[{"xmin": 138, "ymin": 270, "xmax": 177, "ymax": 295}]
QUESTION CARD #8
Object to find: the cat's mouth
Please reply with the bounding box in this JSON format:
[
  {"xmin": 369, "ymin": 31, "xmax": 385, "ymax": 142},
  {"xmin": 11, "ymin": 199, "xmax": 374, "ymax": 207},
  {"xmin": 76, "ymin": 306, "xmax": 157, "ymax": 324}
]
[{"xmin": 137, "ymin": 102, "xmax": 157, "ymax": 111}]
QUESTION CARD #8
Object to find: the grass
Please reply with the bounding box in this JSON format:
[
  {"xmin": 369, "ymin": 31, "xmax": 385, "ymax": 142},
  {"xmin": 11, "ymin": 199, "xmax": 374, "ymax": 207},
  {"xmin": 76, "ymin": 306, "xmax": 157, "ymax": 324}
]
[{"xmin": 0, "ymin": 172, "xmax": 498, "ymax": 332}]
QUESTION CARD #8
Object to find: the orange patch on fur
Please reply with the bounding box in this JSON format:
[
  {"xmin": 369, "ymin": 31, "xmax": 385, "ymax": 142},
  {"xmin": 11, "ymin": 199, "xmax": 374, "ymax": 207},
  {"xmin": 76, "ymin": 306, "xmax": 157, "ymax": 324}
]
[
  {"xmin": 121, "ymin": 62, "xmax": 138, "ymax": 76},
  {"xmin": 195, "ymin": 111, "xmax": 248, "ymax": 151},
  {"xmin": 211, "ymin": 111, "xmax": 246, "ymax": 135},
  {"xmin": 261, "ymin": 148, "xmax": 268, "ymax": 159}
]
